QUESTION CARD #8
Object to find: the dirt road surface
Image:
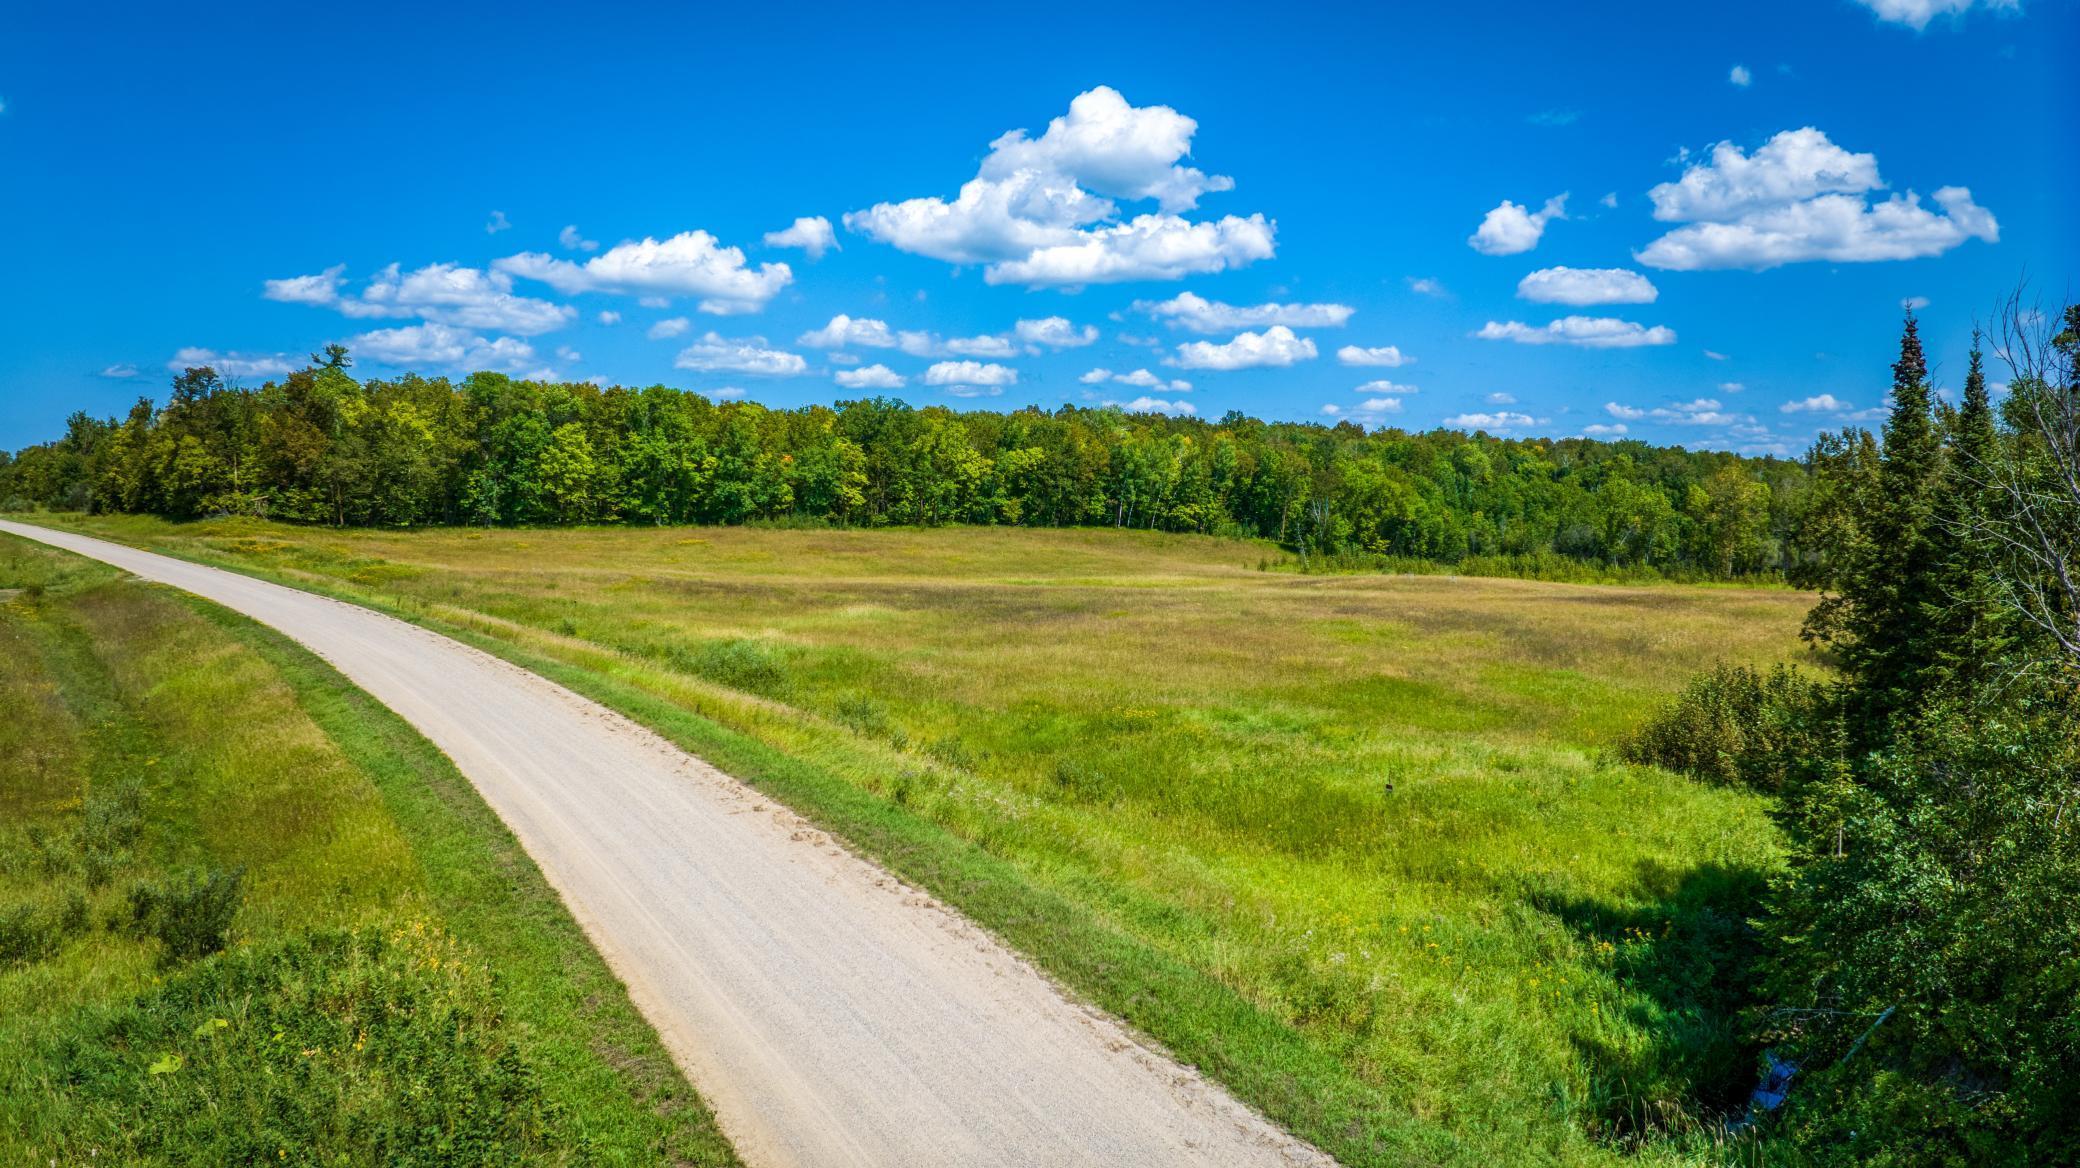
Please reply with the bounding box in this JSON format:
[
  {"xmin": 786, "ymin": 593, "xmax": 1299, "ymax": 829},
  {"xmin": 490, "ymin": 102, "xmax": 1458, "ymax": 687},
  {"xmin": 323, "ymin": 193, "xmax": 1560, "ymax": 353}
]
[{"xmin": 0, "ymin": 519, "xmax": 1334, "ymax": 1168}]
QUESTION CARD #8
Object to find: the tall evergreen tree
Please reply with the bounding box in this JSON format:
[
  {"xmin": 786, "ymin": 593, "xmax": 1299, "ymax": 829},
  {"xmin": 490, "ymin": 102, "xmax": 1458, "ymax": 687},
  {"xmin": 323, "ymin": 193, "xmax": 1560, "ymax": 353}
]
[
  {"xmin": 1832, "ymin": 315, "xmax": 1945, "ymax": 735},
  {"xmin": 1924, "ymin": 339, "xmax": 2010, "ymax": 687}
]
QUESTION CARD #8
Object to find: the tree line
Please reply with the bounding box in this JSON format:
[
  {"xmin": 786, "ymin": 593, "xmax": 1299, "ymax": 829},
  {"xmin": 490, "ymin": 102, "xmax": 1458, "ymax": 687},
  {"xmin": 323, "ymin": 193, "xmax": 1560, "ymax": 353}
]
[
  {"xmin": 0, "ymin": 345, "xmax": 1810, "ymax": 579},
  {"xmin": 1627, "ymin": 300, "xmax": 2080, "ymax": 1163}
]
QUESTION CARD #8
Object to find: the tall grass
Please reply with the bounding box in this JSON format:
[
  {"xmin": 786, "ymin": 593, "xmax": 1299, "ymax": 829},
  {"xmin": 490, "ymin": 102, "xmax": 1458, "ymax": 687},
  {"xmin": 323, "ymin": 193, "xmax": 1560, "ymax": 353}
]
[
  {"xmin": 33, "ymin": 515, "xmax": 1818, "ymax": 1166},
  {"xmin": 0, "ymin": 535, "xmax": 738, "ymax": 1166}
]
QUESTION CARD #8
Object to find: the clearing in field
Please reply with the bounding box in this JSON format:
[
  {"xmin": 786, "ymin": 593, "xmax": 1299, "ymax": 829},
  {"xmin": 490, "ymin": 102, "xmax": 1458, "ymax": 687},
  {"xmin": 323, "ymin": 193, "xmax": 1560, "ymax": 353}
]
[{"xmin": 41, "ymin": 515, "xmax": 1815, "ymax": 1165}]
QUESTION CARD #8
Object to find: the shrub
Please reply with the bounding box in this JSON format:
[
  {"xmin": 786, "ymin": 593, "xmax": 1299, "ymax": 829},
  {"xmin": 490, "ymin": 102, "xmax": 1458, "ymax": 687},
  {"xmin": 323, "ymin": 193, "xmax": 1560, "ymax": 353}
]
[
  {"xmin": 0, "ymin": 891, "xmax": 91, "ymax": 966},
  {"xmin": 40, "ymin": 924, "xmax": 565, "ymax": 1165},
  {"xmin": 680, "ymin": 637, "xmax": 792, "ymax": 699},
  {"xmin": 1620, "ymin": 662, "xmax": 1836, "ymax": 791},
  {"xmin": 125, "ymin": 867, "xmax": 244, "ymax": 963}
]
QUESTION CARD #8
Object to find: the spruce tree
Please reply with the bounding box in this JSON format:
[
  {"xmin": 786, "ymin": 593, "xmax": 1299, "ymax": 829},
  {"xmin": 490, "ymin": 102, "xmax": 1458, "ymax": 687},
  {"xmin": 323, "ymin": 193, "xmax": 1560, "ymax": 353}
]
[
  {"xmin": 1924, "ymin": 339, "xmax": 2009, "ymax": 687},
  {"xmin": 1838, "ymin": 314, "xmax": 1943, "ymax": 735}
]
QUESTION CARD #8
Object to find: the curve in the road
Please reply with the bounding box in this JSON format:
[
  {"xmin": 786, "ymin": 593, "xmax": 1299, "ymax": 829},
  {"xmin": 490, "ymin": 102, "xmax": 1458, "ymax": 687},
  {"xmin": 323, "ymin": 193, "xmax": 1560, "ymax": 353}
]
[{"xmin": 0, "ymin": 520, "xmax": 1333, "ymax": 1168}]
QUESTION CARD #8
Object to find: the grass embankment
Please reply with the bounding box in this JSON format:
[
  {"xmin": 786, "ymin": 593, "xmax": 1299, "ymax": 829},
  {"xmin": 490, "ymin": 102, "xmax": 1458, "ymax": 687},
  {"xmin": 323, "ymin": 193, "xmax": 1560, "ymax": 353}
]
[
  {"xmin": 0, "ymin": 533, "xmax": 738, "ymax": 1166},
  {"xmin": 33, "ymin": 515, "xmax": 1814, "ymax": 1166}
]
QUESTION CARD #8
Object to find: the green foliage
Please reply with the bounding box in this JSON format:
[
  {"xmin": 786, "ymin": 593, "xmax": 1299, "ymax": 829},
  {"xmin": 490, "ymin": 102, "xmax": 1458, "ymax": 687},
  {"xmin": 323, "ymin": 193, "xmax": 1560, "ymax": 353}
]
[
  {"xmin": 43, "ymin": 925, "xmax": 567, "ymax": 1166},
  {"xmin": 0, "ymin": 364, "xmax": 1811, "ymax": 579},
  {"xmin": 123, "ymin": 867, "xmax": 245, "ymax": 964},
  {"xmin": 1760, "ymin": 691, "xmax": 2080, "ymax": 1166},
  {"xmin": 1619, "ymin": 662, "xmax": 1834, "ymax": 791}
]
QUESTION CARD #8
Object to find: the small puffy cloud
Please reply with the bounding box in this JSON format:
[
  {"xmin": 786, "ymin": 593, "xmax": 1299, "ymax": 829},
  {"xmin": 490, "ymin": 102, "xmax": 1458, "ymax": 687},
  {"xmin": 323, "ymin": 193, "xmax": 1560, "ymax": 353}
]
[
  {"xmin": 673, "ymin": 333, "xmax": 807, "ymax": 375},
  {"xmin": 1516, "ymin": 266, "xmax": 1659, "ymax": 306},
  {"xmin": 1014, "ymin": 316, "xmax": 1100, "ymax": 348},
  {"xmin": 1486, "ymin": 392, "xmax": 1517, "ymax": 404},
  {"xmin": 345, "ymin": 323, "xmax": 535, "ymax": 372},
  {"xmin": 555, "ymin": 346, "xmax": 581, "ymax": 362},
  {"xmin": 1582, "ymin": 423, "xmax": 1629, "ymax": 436},
  {"xmin": 923, "ymin": 360, "xmax": 1018, "ymax": 387},
  {"xmin": 268, "ymin": 262, "xmax": 576, "ymax": 335},
  {"xmin": 167, "ymin": 347, "xmax": 299, "ymax": 378},
  {"xmin": 1337, "ymin": 344, "xmax": 1413, "ymax": 367},
  {"xmin": 486, "ymin": 210, "xmax": 511, "ymax": 234},
  {"xmin": 1085, "ymin": 368, "xmax": 1191, "ymax": 391},
  {"xmin": 1782, "ymin": 393, "xmax": 1854, "ymax": 413},
  {"xmin": 1636, "ymin": 128, "xmax": 1997, "ymax": 270},
  {"xmin": 1131, "ymin": 290, "xmax": 1354, "ymax": 333},
  {"xmin": 1355, "ymin": 379, "xmax": 1418, "ymax": 394},
  {"xmin": 1468, "ymin": 194, "xmax": 1567, "ymax": 255},
  {"xmin": 596, "ymin": 310, "xmax": 622, "ymax": 325},
  {"xmin": 1405, "ymin": 277, "xmax": 1449, "ymax": 298},
  {"xmin": 648, "ymin": 317, "xmax": 691, "ymax": 340},
  {"xmin": 1444, "ymin": 411, "xmax": 1543, "ymax": 431},
  {"xmin": 1108, "ymin": 397, "xmax": 1196, "ymax": 415},
  {"xmin": 1322, "ymin": 397, "xmax": 1404, "ymax": 420},
  {"xmin": 99, "ymin": 363, "xmax": 140, "ymax": 379},
  {"xmin": 1902, "ymin": 295, "xmax": 1931, "ymax": 309},
  {"xmin": 1705, "ymin": 349, "xmax": 1730, "ymax": 360},
  {"xmin": 1609, "ymin": 397, "xmax": 1749, "ymax": 426},
  {"xmin": 1720, "ymin": 381, "xmax": 1746, "ymax": 392},
  {"xmin": 1600, "ymin": 192, "xmax": 1619, "ymax": 209},
  {"xmin": 263, "ymin": 264, "xmax": 347, "ymax": 306},
  {"xmin": 764, "ymin": 215, "xmax": 838, "ymax": 259},
  {"xmin": 845, "ymin": 86, "xmax": 1274, "ymax": 287},
  {"xmin": 1851, "ymin": 0, "xmax": 2018, "ymax": 28},
  {"xmin": 1729, "ymin": 64, "xmax": 1753, "ymax": 87},
  {"xmin": 834, "ymin": 364, "xmax": 906, "ymax": 389},
  {"xmin": 943, "ymin": 333, "xmax": 1022, "ymax": 358},
  {"xmin": 799, "ymin": 313, "xmax": 900, "ymax": 349},
  {"xmin": 496, "ymin": 230, "xmax": 793, "ymax": 314},
  {"xmin": 1171, "ymin": 325, "xmax": 1317, "ymax": 371},
  {"xmin": 702, "ymin": 386, "xmax": 747, "ymax": 401},
  {"xmin": 1476, "ymin": 316, "xmax": 1677, "ymax": 348},
  {"xmin": 559, "ymin": 225, "xmax": 600, "ymax": 252}
]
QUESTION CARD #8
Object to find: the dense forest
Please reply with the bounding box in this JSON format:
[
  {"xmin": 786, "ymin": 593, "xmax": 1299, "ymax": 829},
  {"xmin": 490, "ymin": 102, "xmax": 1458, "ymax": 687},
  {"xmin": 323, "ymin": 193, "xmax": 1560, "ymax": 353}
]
[
  {"xmin": 1627, "ymin": 302, "xmax": 2079, "ymax": 1164},
  {"xmin": 0, "ymin": 345, "xmax": 1810, "ymax": 579}
]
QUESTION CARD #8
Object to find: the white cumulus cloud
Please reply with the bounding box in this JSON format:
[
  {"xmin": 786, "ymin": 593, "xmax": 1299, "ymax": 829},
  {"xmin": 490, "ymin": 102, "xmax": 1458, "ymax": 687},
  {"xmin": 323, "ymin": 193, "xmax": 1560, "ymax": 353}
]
[
  {"xmin": 1851, "ymin": 0, "xmax": 2018, "ymax": 29},
  {"xmin": 559, "ymin": 225, "xmax": 599, "ymax": 252},
  {"xmin": 1635, "ymin": 128, "xmax": 1997, "ymax": 270},
  {"xmin": 1109, "ymin": 397, "xmax": 1196, "ymax": 415},
  {"xmin": 1782, "ymin": 394, "xmax": 1854, "ymax": 413},
  {"xmin": 344, "ymin": 323, "xmax": 536, "ymax": 372},
  {"xmin": 1444, "ymin": 411, "xmax": 1543, "ymax": 431},
  {"xmin": 648, "ymin": 317, "xmax": 691, "ymax": 340},
  {"xmin": 673, "ymin": 333, "xmax": 807, "ymax": 375},
  {"xmin": 1014, "ymin": 316, "xmax": 1100, "ymax": 348},
  {"xmin": 1730, "ymin": 64, "xmax": 1753, "ymax": 87},
  {"xmin": 1582, "ymin": 423, "xmax": 1629, "ymax": 436},
  {"xmin": 764, "ymin": 216, "xmax": 838, "ymax": 259},
  {"xmin": 1476, "ymin": 316, "xmax": 1677, "ymax": 348},
  {"xmin": 265, "ymin": 262, "xmax": 575, "ymax": 335},
  {"xmin": 845, "ymin": 86, "xmax": 1274, "ymax": 287},
  {"xmin": 167, "ymin": 347, "xmax": 299, "ymax": 378},
  {"xmin": 1355, "ymin": 379, "xmax": 1418, "ymax": 394},
  {"xmin": 496, "ymin": 230, "xmax": 792, "ymax": 314},
  {"xmin": 1337, "ymin": 344, "xmax": 1413, "ymax": 367},
  {"xmin": 1468, "ymin": 194, "xmax": 1567, "ymax": 255},
  {"xmin": 1130, "ymin": 290, "xmax": 1354, "ymax": 333},
  {"xmin": 1516, "ymin": 266, "xmax": 1659, "ymax": 306},
  {"xmin": 923, "ymin": 360, "xmax": 1018, "ymax": 387},
  {"xmin": 1171, "ymin": 325, "xmax": 1317, "ymax": 371},
  {"xmin": 834, "ymin": 364, "xmax": 906, "ymax": 389}
]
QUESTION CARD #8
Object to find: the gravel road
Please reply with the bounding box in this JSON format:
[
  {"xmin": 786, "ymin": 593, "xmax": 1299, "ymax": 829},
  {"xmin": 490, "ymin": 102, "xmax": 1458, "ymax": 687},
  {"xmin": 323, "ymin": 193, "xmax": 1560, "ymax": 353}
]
[{"xmin": 0, "ymin": 519, "xmax": 1334, "ymax": 1168}]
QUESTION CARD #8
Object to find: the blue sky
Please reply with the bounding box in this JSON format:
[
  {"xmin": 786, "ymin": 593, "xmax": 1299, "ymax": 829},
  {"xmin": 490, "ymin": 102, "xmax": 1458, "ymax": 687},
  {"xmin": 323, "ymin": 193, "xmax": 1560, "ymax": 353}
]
[{"xmin": 2, "ymin": 0, "xmax": 2073, "ymax": 453}]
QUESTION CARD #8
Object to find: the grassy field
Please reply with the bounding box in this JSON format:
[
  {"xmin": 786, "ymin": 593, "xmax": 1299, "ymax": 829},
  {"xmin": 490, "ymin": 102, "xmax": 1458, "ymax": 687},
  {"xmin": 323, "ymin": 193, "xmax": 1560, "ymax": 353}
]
[
  {"xmin": 30, "ymin": 515, "xmax": 1815, "ymax": 1166},
  {"xmin": 0, "ymin": 532, "xmax": 738, "ymax": 1166}
]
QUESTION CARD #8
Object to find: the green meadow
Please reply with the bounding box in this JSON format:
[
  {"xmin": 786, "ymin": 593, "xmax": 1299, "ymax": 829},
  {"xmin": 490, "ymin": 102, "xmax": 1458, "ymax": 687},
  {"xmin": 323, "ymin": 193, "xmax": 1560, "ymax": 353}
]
[
  {"xmin": 32, "ymin": 515, "xmax": 1816, "ymax": 1165},
  {"xmin": 0, "ymin": 532, "xmax": 737, "ymax": 1166}
]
